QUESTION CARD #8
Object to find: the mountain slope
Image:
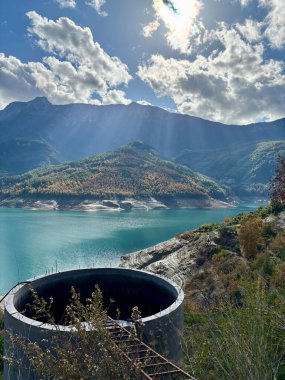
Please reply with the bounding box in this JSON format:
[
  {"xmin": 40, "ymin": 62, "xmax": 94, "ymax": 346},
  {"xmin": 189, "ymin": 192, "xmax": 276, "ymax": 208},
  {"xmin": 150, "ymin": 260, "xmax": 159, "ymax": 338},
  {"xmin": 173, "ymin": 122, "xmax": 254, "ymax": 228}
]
[
  {"xmin": 0, "ymin": 97, "xmax": 284, "ymax": 176},
  {"xmin": 175, "ymin": 141, "xmax": 285, "ymax": 196},
  {"xmin": 120, "ymin": 205, "xmax": 285, "ymax": 306},
  {"xmin": 0, "ymin": 141, "xmax": 226, "ymax": 201},
  {"xmin": 0, "ymin": 138, "xmax": 61, "ymax": 176}
]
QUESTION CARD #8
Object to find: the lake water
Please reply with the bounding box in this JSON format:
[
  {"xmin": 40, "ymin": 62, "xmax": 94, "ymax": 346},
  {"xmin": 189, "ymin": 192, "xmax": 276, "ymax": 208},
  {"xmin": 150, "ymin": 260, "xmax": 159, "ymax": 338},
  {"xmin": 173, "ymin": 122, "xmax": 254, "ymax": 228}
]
[{"xmin": 0, "ymin": 203, "xmax": 265, "ymax": 294}]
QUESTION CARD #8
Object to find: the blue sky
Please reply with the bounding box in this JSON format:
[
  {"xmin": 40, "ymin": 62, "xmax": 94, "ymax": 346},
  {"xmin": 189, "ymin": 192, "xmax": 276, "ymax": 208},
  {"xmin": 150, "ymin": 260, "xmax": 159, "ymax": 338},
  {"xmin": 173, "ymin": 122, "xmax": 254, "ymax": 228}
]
[{"xmin": 0, "ymin": 0, "xmax": 284, "ymax": 124}]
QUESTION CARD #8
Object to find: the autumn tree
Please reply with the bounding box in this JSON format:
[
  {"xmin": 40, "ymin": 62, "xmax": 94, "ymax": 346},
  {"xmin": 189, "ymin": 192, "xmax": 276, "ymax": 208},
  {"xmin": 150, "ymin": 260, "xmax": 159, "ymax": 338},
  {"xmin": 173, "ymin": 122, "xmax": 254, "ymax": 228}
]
[
  {"xmin": 270, "ymin": 155, "xmax": 285, "ymax": 204},
  {"xmin": 238, "ymin": 217, "xmax": 263, "ymax": 259}
]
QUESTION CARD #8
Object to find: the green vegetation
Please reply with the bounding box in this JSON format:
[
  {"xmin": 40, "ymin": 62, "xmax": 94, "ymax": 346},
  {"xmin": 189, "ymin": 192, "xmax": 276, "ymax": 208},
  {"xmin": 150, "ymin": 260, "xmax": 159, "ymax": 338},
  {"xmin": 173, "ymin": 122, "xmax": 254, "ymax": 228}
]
[
  {"xmin": 2, "ymin": 204, "xmax": 285, "ymax": 379},
  {"xmin": 184, "ymin": 201, "xmax": 285, "ymax": 379},
  {"xmin": 0, "ymin": 141, "xmax": 226, "ymax": 200},
  {"xmin": 270, "ymin": 155, "xmax": 285, "ymax": 204},
  {"xmin": 175, "ymin": 140, "xmax": 285, "ymax": 196},
  {"xmin": 0, "ymin": 311, "xmax": 3, "ymax": 379},
  {"xmin": 4, "ymin": 287, "xmax": 146, "ymax": 380},
  {"xmin": 0, "ymin": 138, "xmax": 61, "ymax": 176},
  {"xmin": 2, "ymin": 159, "xmax": 285, "ymax": 378},
  {"xmin": 184, "ymin": 281, "xmax": 285, "ymax": 380}
]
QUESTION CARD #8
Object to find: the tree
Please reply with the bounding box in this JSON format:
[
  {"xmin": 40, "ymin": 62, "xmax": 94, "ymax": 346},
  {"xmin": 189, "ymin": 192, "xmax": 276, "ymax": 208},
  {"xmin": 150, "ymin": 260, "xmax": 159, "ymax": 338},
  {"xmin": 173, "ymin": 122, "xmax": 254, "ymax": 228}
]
[
  {"xmin": 270, "ymin": 155, "xmax": 285, "ymax": 204},
  {"xmin": 238, "ymin": 217, "xmax": 263, "ymax": 259}
]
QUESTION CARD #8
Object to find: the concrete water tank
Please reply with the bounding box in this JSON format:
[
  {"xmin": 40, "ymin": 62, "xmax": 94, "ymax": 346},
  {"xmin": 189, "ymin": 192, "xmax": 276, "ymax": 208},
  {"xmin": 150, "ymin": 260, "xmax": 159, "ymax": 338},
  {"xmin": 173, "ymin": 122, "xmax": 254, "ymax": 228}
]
[{"xmin": 4, "ymin": 268, "xmax": 184, "ymax": 379}]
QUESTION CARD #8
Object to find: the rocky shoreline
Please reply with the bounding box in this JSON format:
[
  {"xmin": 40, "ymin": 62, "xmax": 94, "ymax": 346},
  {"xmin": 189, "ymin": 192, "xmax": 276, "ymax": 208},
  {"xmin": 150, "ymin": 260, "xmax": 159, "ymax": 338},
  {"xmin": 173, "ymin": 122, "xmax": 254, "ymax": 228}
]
[
  {"xmin": 120, "ymin": 210, "xmax": 285, "ymax": 308},
  {"xmin": 119, "ymin": 223, "xmax": 243, "ymax": 307},
  {"xmin": 0, "ymin": 195, "xmax": 234, "ymax": 211}
]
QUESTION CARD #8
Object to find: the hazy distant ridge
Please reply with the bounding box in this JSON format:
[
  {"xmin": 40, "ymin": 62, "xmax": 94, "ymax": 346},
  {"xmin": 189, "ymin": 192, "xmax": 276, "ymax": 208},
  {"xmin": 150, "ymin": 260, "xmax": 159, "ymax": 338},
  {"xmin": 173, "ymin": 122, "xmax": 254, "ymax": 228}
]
[{"xmin": 0, "ymin": 97, "xmax": 284, "ymax": 176}]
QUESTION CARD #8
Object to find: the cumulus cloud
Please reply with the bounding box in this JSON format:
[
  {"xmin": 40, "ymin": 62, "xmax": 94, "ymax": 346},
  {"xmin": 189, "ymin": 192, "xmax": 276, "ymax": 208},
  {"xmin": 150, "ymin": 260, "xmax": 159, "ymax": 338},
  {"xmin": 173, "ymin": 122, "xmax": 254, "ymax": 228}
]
[
  {"xmin": 55, "ymin": 0, "xmax": 76, "ymax": 8},
  {"xmin": 85, "ymin": 0, "xmax": 108, "ymax": 16},
  {"xmin": 260, "ymin": 0, "xmax": 285, "ymax": 49},
  {"xmin": 0, "ymin": 12, "xmax": 131, "ymax": 109},
  {"xmin": 236, "ymin": 19, "xmax": 263, "ymax": 42},
  {"xmin": 0, "ymin": 53, "xmax": 45, "ymax": 109},
  {"xmin": 142, "ymin": 0, "xmax": 203, "ymax": 54},
  {"xmin": 137, "ymin": 24, "xmax": 285, "ymax": 124},
  {"xmin": 101, "ymin": 89, "xmax": 130, "ymax": 105}
]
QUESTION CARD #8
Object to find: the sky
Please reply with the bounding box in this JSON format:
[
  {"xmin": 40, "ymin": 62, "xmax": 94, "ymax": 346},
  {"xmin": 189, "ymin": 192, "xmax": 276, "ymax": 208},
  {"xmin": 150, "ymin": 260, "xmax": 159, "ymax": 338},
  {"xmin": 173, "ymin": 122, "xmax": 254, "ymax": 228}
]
[{"xmin": 0, "ymin": 0, "xmax": 284, "ymax": 124}]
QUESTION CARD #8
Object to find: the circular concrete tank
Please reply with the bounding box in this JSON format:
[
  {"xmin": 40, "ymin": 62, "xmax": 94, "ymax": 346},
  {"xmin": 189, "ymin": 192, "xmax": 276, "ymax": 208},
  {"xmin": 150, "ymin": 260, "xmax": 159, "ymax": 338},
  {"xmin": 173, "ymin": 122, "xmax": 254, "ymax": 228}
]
[{"xmin": 4, "ymin": 268, "xmax": 184, "ymax": 379}]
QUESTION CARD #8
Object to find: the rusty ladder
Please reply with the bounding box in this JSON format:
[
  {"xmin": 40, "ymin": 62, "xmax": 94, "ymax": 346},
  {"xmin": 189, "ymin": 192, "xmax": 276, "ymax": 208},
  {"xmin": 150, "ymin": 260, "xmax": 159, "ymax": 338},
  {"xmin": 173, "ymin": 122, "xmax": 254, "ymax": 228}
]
[{"xmin": 106, "ymin": 317, "xmax": 196, "ymax": 380}]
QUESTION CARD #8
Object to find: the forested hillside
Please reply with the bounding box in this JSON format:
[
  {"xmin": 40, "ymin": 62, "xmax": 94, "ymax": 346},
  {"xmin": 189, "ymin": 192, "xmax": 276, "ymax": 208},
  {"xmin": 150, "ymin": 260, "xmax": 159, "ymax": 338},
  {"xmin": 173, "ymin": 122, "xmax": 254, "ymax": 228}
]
[
  {"xmin": 175, "ymin": 141, "xmax": 285, "ymax": 196},
  {"xmin": 0, "ymin": 141, "xmax": 226, "ymax": 200}
]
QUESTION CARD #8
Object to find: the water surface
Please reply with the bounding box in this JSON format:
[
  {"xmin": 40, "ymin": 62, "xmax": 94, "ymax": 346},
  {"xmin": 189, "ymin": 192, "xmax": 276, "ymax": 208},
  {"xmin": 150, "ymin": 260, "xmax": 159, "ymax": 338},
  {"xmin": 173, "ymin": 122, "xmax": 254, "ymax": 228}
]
[{"xmin": 0, "ymin": 203, "xmax": 265, "ymax": 293}]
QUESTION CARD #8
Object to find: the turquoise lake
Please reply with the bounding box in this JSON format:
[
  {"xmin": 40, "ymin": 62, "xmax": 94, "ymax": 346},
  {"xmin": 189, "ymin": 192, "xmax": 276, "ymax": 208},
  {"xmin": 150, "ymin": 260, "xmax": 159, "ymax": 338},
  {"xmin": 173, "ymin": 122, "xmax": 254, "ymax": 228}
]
[{"xmin": 0, "ymin": 204, "xmax": 265, "ymax": 294}]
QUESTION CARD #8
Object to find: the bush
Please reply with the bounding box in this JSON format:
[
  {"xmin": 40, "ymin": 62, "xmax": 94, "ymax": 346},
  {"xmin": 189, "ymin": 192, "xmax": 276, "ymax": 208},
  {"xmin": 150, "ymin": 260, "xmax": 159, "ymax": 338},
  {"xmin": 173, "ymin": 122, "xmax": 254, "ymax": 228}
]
[
  {"xmin": 269, "ymin": 233, "xmax": 285, "ymax": 260},
  {"xmin": 253, "ymin": 253, "xmax": 275, "ymax": 278},
  {"xmin": 184, "ymin": 280, "xmax": 285, "ymax": 380},
  {"xmin": 272, "ymin": 262, "xmax": 285, "ymax": 288},
  {"xmin": 5, "ymin": 286, "xmax": 142, "ymax": 380},
  {"xmin": 238, "ymin": 217, "xmax": 263, "ymax": 259},
  {"xmin": 262, "ymin": 223, "xmax": 277, "ymax": 239},
  {"xmin": 197, "ymin": 223, "xmax": 218, "ymax": 232},
  {"xmin": 212, "ymin": 249, "xmax": 228, "ymax": 265}
]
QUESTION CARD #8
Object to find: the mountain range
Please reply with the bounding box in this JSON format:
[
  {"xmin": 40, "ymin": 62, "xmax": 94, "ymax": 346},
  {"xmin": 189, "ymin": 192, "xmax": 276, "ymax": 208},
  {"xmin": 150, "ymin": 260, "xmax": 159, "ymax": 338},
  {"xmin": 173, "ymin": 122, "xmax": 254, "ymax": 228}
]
[{"xmin": 0, "ymin": 97, "xmax": 284, "ymax": 197}]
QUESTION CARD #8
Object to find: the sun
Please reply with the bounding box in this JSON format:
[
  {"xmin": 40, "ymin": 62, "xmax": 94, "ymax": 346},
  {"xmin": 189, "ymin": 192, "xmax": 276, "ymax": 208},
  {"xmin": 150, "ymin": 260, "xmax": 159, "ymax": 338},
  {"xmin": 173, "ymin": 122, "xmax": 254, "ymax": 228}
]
[
  {"xmin": 156, "ymin": 0, "xmax": 201, "ymax": 32},
  {"xmin": 151, "ymin": 0, "xmax": 202, "ymax": 53}
]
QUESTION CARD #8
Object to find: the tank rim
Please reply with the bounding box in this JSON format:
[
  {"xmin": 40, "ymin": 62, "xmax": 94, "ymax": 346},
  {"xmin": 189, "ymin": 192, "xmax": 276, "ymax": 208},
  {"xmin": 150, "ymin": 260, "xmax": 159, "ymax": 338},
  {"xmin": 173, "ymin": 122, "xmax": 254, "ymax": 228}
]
[{"xmin": 4, "ymin": 267, "xmax": 184, "ymax": 331}]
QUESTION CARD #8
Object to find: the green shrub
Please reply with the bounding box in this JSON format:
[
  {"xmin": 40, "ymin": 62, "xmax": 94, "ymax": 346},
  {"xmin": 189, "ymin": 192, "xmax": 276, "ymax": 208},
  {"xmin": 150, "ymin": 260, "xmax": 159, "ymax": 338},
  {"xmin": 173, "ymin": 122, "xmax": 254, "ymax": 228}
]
[
  {"xmin": 270, "ymin": 233, "xmax": 285, "ymax": 260},
  {"xmin": 198, "ymin": 223, "xmax": 218, "ymax": 232},
  {"xmin": 184, "ymin": 280, "xmax": 285, "ymax": 380},
  {"xmin": 212, "ymin": 249, "xmax": 228, "ymax": 264},
  {"xmin": 262, "ymin": 223, "xmax": 277, "ymax": 239},
  {"xmin": 253, "ymin": 253, "xmax": 275, "ymax": 278}
]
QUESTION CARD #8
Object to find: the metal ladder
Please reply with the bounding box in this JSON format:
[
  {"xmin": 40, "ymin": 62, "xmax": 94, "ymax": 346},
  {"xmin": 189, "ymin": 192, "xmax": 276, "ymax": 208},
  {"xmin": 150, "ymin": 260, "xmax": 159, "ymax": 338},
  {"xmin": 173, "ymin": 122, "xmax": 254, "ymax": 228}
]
[{"xmin": 106, "ymin": 317, "xmax": 196, "ymax": 380}]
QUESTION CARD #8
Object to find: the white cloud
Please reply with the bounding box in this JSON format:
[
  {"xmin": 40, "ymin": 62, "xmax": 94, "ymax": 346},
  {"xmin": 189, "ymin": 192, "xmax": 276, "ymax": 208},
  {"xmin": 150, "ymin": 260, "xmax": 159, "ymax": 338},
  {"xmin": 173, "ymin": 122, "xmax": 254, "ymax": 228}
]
[
  {"xmin": 260, "ymin": 0, "xmax": 285, "ymax": 49},
  {"xmin": 137, "ymin": 24, "xmax": 285, "ymax": 124},
  {"xmin": 85, "ymin": 0, "xmax": 107, "ymax": 16},
  {"xmin": 0, "ymin": 53, "xmax": 45, "ymax": 109},
  {"xmin": 236, "ymin": 19, "xmax": 263, "ymax": 42},
  {"xmin": 142, "ymin": 0, "xmax": 203, "ymax": 54},
  {"xmin": 239, "ymin": 0, "xmax": 251, "ymax": 6},
  {"xmin": 55, "ymin": 0, "xmax": 76, "ymax": 8},
  {"xmin": 101, "ymin": 89, "xmax": 130, "ymax": 105},
  {"xmin": 0, "ymin": 12, "xmax": 131, "ymax": 109},
  {"xmin": 142, "ymin": 20, "xmax": 160, "ymax": 38},
  {"xmin": 136, "ymin": 100, "xmax": 153, "ymax": 106}
]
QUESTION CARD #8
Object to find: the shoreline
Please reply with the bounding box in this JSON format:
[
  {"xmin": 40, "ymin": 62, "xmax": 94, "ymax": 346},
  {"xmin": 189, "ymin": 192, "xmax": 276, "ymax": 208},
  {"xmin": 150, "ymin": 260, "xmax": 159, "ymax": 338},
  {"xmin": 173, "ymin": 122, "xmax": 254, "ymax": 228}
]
[{"xmin": 0, "ymin": 195, "xmax": 237, "ymax": 211}]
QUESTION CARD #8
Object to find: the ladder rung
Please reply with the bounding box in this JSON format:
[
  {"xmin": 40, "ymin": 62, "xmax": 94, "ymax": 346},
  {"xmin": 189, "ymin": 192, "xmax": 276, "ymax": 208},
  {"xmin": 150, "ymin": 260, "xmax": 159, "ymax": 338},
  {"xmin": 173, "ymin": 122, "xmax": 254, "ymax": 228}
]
[
  {"xmin": 127, "ymin": 348, "xmax": 149, "ymax": 354},
  {"xmin": 106, "ymin": 317, "xmax": 195, "ymax": 380},
  {"xmin": 111, "ymin": 334, "xmax": 129, "ymax": 340},
  {"xmin": 111, "ymin": 339, "xmax": 130, "ymax": 344},
  {"xmin": 150, "ymin": 369, "xmax": 182, "ymax": 377},
  {"xmin": 136, "ymin": 355, "xmax": 159, "ymax": 360},
  {"xmin": 143, "ymin": 362, "xmax": 168, "ymax": 368}
]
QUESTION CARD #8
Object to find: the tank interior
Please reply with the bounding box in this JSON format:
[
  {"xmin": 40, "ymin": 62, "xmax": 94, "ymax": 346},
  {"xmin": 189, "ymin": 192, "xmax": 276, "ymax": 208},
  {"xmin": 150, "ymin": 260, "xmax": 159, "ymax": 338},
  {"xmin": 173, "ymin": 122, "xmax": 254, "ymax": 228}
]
[{"xmin": 14, "ymin": 270, "xmax": 178, "ymax": 324}]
